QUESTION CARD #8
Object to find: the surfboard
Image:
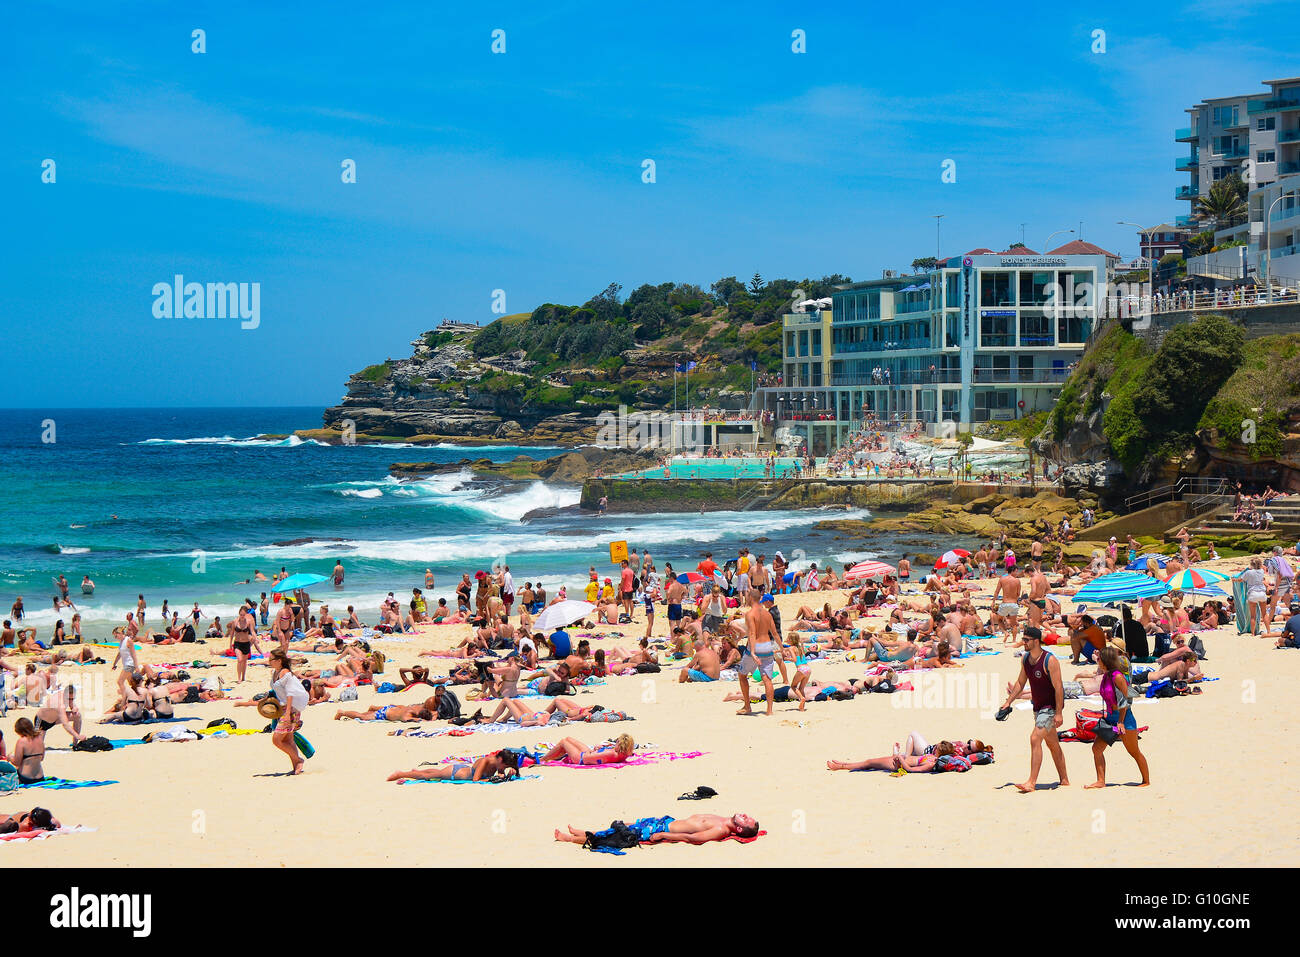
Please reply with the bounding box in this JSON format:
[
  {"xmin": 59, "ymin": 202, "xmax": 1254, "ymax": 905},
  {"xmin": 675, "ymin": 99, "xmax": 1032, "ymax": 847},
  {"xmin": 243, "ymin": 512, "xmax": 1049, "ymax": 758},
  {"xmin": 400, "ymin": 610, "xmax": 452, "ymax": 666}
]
[{"xmin": 1232, "ymin": 577, "xmax": 1250, "ymax": 635}]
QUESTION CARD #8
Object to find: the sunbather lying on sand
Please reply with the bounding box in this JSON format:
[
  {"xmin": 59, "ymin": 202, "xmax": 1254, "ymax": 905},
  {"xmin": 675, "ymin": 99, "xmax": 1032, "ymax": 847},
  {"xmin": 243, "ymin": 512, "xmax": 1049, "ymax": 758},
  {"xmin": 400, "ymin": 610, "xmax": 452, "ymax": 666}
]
[
  {"xmin": 334, "ymin": 703, "xmax": 432, "ymax": 722},
  {"xmin": 387, "ymin": 749, "xmax": 515, "ymax": 782},
  {"xmin": 827, "ymin": 733, "xmax": 991, "ymax": 772},
  {"xmin": 554, "ymin": 812, "xmax": 759, "ymax": 845}
]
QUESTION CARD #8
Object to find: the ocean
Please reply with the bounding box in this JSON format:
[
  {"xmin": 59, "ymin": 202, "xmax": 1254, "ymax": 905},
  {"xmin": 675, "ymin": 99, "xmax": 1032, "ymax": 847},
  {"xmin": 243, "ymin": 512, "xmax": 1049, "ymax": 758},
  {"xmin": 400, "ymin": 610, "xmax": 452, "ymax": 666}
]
[{"xmin": 0, "ymin": 408, "xmax": 916, "ymax": 640}]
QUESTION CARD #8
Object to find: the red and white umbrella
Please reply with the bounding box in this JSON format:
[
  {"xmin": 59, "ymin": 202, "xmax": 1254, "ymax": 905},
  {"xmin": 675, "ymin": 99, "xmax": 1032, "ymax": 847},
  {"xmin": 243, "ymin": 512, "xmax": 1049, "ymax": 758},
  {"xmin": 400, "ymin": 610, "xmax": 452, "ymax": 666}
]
[
  {"xmin": 933, "ymin": 549, "xmax": 971, "ymax": 569},
  {"xmin": 845, "ymin": 560, "xmax": 897, "ymax": 580}
]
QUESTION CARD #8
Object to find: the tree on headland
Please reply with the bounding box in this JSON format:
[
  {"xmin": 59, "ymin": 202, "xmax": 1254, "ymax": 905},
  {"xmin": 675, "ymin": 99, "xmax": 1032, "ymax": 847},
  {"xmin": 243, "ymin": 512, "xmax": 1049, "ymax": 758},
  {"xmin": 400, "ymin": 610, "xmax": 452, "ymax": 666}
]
[
  {"xmin": 749, "ymin": 273, "xmax": 765, "ymax": 295},
  {"xmin": 711, "ymin": 276, "xmax": 745, "ymax": 306},
  {"xmin": 911, "ymin": 257, "xmax": 938, "ymax": 272}
]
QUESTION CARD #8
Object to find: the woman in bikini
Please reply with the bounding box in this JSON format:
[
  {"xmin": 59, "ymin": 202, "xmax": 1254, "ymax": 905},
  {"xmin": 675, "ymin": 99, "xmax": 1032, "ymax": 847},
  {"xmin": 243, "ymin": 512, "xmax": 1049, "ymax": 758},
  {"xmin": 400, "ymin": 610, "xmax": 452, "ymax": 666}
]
[
  {"xmin": 0, "ymin": 807, "xmax": 60, "ymax": 834},
  {"xmin": 10, "ymin": 718, "xmax": 47, "ymax": 785},
  {"xmin": 827, "ymin": 735, "xmax": 991, "ymax": 773},
  {"xmin": 101, "ymin": 672, "xmax": 155, "ymax": 723},
  {"xmin": 541, "ymin": 732, "xmax": 635, "ymax": 766},
  {"xmin": 228, "ymin": 607, "xmax": 262, "ymax": 683},
  {"xmin": 386, "ymin": 750, "xmax": 510, "ymax": 783}
]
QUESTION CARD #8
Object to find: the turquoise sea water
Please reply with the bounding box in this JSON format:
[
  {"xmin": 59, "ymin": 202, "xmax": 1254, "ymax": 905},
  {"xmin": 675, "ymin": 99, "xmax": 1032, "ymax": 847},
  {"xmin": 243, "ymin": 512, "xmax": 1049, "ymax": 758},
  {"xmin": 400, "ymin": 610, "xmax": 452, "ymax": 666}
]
[
  {"xmin": 0, "ymin": 409, "xmax": 924, "ymax": 641},
  {"xmin": 610, "ymin": 456, "xmax": 811, "ymax": 479}
]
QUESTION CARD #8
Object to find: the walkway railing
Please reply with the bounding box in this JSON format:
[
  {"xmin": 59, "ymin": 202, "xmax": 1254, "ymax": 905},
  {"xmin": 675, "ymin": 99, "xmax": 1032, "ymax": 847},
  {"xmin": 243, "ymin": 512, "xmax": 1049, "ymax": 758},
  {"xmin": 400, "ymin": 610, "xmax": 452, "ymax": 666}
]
[
  {"xmin": 1123, "ymin": 476, "xmax": 1230, "ymax": 511},
  {"xmin": 1103, "ymin": 286, "xmax": 1300, "ymax": 319}
]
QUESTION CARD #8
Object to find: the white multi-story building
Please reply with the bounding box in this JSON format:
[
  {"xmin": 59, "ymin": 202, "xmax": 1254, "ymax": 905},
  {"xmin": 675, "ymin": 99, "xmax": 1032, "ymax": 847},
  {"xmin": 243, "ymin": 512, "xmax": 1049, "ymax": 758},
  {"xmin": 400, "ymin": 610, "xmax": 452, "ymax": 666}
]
[
  {"xmin": 757, "ymin": 246, "xmax": 1113, "ymax": 452},
  {"xmin": 1178, "ymin": 77, "xmax": 1300, "ymax": 286}
]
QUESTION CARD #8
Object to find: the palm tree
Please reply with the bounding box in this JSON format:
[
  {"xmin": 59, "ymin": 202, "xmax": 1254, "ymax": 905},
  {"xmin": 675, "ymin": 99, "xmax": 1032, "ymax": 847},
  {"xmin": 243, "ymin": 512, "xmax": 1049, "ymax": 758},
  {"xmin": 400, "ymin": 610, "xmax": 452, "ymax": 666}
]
[
  {"xmin": 1183, "ymin": 230, "xmax": 1215, "ymax": 257},
  {"xmin": 1194, "ymin": 175, "xmax": 1247, "ymax": 229}
]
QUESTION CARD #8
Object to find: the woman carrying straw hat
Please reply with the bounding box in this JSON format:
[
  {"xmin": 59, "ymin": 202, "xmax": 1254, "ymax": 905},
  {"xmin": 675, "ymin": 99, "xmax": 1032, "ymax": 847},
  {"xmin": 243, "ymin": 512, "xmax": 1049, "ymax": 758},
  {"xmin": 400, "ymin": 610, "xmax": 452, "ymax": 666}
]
[{"xmin": 267, "ymin": 649, "xmax": 310, "ymax": 775}]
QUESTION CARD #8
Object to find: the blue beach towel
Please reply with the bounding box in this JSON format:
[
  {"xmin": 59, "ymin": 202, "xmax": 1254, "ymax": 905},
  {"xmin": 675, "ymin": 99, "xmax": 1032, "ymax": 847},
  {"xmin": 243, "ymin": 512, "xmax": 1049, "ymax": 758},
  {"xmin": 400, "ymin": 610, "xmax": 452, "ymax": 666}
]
[
  {"xmin": 400, "ymin": 774, "xmax": 535, "ymax": 785},
  {"xmin": 22, "ymin": 777, "xmax": 119, "ymax": 789}
]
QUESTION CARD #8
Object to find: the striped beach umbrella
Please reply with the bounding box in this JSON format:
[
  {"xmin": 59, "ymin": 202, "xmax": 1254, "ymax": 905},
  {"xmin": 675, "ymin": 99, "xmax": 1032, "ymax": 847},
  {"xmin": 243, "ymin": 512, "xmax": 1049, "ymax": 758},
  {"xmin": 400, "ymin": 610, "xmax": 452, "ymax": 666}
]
[
  {"xmin": 1163, "ymin": 568, "xmax": 1229, "ymax": 590},
  {"xmin": 1125, "ymin": 553, "xmax": 1169, "ymax": 571},
  {"xmin": 845, "ymin": 560, "xmax": 897, "ymax": 580},
  {"xmin": 1073, "ymin": 571, "xmax": 1170, "ymax": 604},
  {"xmin": 934, "ymin": 549, "xmax": 971, "ymax": 569}
]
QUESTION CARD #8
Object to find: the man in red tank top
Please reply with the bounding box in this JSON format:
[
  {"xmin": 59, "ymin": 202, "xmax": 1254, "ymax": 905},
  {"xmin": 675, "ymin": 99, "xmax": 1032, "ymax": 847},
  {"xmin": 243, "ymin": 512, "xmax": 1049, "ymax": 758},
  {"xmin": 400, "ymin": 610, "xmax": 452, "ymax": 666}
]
[{"xmin": 997, "ymin": 626, "xmax": 1069, "ymax": 793}]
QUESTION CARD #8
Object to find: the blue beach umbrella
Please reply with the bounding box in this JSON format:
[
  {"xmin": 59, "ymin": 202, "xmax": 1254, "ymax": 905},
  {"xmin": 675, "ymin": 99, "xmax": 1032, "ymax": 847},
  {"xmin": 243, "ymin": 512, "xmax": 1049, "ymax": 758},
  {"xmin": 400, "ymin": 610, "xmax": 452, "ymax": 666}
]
[
  {"xmin": 1125, "ymin": 554, "xmax": 1169, "ymax": 571},
  {"xmin": 271, "ymin": 572, "xmax": 330, "ymax": 593},
  {"xmin": 1074, "ymin": 571, "xmax": 1170, "ymax": 604}
]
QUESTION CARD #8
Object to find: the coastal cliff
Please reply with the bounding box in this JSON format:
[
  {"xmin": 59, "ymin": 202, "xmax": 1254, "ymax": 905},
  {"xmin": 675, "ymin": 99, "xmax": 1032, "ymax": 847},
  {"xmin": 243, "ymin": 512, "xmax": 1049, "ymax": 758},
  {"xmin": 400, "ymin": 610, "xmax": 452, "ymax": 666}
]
[
  {"xmin": 1031, "ymin": 315, "xmax": 1300, "ymax": 499},
  {"xmin": 309, "ymin": 275, "xmax": 846, "ymax": 445}
]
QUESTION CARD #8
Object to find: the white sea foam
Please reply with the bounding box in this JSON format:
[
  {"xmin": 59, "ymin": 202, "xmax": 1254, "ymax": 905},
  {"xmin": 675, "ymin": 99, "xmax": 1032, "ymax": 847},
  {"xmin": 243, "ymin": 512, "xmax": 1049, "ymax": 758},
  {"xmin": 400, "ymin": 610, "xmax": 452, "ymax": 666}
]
[{"xmin": 138, "ymin": 435, "xmax": 329, "ymax": 448}]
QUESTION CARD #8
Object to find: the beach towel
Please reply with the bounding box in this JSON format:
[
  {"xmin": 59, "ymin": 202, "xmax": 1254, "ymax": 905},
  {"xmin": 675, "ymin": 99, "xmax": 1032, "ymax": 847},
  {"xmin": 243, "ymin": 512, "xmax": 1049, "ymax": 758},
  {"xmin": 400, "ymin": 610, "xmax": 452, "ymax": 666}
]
[
  {"xmin": 399, "ymin": 774, "xmax": 536, "ymax": 785},
  {"xmin": 591, "ymin": 826, "xmax": 768, "ymax": 855},
  {"xmin": 535, "ymin": 749, "xmax": 705, "ymax": 770},
  {"xmin": 0, "ymin": 825, "xmax": 96, "ymax": 843},
  {"xmin": 21, "ymin": 777, "xmax": 118, "ymax": 789}
]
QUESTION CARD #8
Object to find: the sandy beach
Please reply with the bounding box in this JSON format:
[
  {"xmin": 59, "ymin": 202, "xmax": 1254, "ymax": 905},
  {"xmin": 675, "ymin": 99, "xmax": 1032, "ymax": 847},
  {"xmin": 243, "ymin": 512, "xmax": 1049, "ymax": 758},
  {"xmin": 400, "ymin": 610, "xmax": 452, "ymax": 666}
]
[{"xmin": 5, "ymin": 553, "xmax": 1296, "ymax": 868}]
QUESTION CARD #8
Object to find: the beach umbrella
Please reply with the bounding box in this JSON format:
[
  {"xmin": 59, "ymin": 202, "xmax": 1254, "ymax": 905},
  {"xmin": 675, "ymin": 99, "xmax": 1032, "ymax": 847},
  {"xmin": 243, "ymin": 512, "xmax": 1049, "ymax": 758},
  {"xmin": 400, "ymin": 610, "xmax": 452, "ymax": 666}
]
[
  {"xmin": 845, "ymin": 560, "xmax": 896, "ymax": 580},
  {"xmin": 934, "ymin": 549, "xmax": 971, "ymax": 569},
  {"xmin": 271, "ymin": 572, "xmax": 329, "ymax": 594},
  {"xmin": 534, "ymin": 600, "xmax": 596, "ymax": 632},
  {"xmin": 677, "ymin": 572, "xmax": 707, "ymax": 584},
  {"xmin": 1125, "ymin": 554, "xmax": 1168, "ymax": 572},
  {"xmin": 1187, "ymin": 584, "xmax": 1227, "ymax": 598},
  {"xmin": 1073, "ymin": 571, "xmax": 1170, "ymax": 604},
  {"xmin": 1163, "ymin": 568, "xmax": 1229, "ymax": 590}
]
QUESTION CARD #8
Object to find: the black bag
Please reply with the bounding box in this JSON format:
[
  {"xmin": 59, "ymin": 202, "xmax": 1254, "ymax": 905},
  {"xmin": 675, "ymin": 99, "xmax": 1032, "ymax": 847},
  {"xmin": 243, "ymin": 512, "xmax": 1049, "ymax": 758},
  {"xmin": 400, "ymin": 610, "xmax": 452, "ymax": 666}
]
[
  {"xmin": 206, "ymin": 717, "xmax": 237, "ymax": 730},
  {"xmin": 544, "ymin": 680, "xmax": 575, "ymax": 696},
  {"xmin": 634, "ymin": 662, "xmax": 661, "ymax": 673},
  {"xmin": 583, "ymin": 821, "xmax": 641, "ymax": 852},
  {"xmin": 436, "ymin": 689, "xmax": 462, "ymax": 720},
  {"xmin": 72, "ymin": 736, "xmax": 113, "ymax": 753}
]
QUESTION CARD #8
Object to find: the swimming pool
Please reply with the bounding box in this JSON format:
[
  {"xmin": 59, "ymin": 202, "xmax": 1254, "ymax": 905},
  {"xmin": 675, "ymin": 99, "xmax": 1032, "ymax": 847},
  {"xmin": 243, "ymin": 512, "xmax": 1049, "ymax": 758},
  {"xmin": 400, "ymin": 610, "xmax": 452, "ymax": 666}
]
[{"xmin": 608, "ymin": 456, "xmax": 814, "ymax": 479}]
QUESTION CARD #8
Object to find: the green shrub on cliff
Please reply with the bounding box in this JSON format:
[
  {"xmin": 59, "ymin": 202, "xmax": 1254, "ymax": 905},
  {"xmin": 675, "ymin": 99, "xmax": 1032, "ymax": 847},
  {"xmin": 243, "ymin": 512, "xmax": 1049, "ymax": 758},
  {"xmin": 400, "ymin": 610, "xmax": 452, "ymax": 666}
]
[
  {"xmin": 357, "ymin": 361, "xmax": 392, "ymax": 382},
  {"xmin": 1199, "ymin": 333, "xmax": 1300, "ymax": 460}
]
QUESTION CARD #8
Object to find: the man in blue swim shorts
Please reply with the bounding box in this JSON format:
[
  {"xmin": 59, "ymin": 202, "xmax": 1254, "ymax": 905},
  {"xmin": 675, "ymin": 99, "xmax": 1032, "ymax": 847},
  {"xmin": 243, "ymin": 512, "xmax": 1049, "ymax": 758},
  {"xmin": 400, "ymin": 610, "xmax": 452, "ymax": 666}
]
[{"xmin": 678, "ymin": 639, "xmax": 720, "ymax": 683}]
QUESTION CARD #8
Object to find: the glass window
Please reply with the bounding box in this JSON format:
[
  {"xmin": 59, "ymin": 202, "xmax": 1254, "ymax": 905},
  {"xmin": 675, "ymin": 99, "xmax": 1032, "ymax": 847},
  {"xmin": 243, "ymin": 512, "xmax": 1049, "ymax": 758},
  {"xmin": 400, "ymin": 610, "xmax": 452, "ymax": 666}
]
[
  {"xmin": 1259, "ymin": 151, "xmax": 1276, "ymax": 163},
  {"xmin": 1058, "ymin": 315, "xmax": 1092, "ymax": 343},
  {"xmin": 1020, "ymin": 310, "xmax": 1053, "ymax": 347},
  {"xmin": 798, "ymin": 331, "xmax": 809, "ymax": 357},
  {"xmin": 786, "ymin": 332, "xmax": 795, "ymax": 357},
  {"xmin": 1018, "ymin": 271, "xmax": 1055, "ymax": 305},
  {"xmin": 980, "ymin": 272, "xmax": 1014, "ymax": 306},
  {"xmin": 1259, "ymin": 117, "xmax": 1276, "ymax": 131},
  {"xmin": 980, "ymin": 313, "xmax": 1013, "ymax": 347},
  {"xmin": 812, "ymin": 330, "xmax": 822, "ymax": 356}
]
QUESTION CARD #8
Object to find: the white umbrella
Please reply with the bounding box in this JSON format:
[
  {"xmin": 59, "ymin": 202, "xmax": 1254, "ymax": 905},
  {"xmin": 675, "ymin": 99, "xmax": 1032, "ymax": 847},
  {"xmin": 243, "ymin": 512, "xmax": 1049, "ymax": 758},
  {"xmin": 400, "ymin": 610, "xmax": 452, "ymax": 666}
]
[{"xmin": 534, "ymin": 600, "xmax": 596, "ymax": 632}]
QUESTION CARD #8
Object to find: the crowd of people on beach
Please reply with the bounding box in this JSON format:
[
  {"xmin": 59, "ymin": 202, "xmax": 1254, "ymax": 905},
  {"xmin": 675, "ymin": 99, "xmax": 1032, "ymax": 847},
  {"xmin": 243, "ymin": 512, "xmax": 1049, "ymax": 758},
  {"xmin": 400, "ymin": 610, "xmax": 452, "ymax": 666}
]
[{"xmin": 6, "ymin": 496, "xmax": 1300, "ymax": 847}]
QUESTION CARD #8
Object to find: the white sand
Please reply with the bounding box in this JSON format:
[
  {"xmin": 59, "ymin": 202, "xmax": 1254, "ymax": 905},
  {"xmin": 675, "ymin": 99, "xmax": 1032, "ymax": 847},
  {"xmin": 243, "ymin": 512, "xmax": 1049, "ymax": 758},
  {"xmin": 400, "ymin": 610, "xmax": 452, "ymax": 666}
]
[{"xmin": 5, "ymin": 559, "xmax": 1296, "ymax": 867}]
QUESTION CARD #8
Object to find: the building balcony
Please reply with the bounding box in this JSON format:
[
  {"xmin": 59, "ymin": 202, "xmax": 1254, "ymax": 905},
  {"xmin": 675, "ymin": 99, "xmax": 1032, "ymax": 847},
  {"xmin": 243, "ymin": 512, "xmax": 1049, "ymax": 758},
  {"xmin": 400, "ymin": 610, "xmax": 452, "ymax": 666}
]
[
  {"xmin": 1175, "ymin": 126, "xmax": 1198, "ymax": 142},
  {"xmin": 1176, "ymin": 185, "xmax": 1198, "ymax": 200},
  {"xmin": 1280, "ymin": 161, "xmax": 1300, "ymax": 175},
  {"xmin": 1176, "ymin": 215, "xmax": 1196, "ymax": 227},
  {"xmin": 971, "ymin": 367, "xmax": 1070, "ymax": 385},
  {"xmin": 1249, "ymin": 94, "xmax": 1300, "ymax": 114},
  {"xmin": 1176, "ymin": 154, "xmax": 1198, "ymax": 171},
  {"xmin": 1279, "ymin": 128, "xmax": 1300, "ymax": 144}
]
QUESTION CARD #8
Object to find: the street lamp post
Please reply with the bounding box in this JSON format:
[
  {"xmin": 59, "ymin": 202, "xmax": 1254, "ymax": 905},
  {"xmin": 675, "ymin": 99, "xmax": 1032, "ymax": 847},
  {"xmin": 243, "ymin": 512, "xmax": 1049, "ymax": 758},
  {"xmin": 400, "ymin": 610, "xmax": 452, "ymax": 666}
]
[
  {"xmin": 1264, "ymin": 188, "xmax": 1299, "ymax": 303},
  {"xmin": 1044, "ymin": 228, "xmax": 1075, "ymax": 253},
  {"xmin": 1118, "ymin": 221, "xmax": 1155, "ymax": 314},
  {"xmin": 933, "ymin": 214, "xmax": 944, "ymax": 262}
]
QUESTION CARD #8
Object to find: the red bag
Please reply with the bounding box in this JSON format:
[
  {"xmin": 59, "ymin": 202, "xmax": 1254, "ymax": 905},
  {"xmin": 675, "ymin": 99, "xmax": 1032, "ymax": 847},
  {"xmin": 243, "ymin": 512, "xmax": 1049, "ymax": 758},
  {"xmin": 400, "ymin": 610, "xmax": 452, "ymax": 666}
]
[{"xmin": 1071, "ymin": 708, "xmax": 1104, "ymax": 743}]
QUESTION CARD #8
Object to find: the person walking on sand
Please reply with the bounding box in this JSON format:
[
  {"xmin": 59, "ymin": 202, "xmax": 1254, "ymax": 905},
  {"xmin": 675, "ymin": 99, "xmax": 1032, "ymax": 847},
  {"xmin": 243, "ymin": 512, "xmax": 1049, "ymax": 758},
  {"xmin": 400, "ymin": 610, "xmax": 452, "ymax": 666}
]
[
  {"xmin": 1085, "ymin": 647, "xmax": 1149, "ymax": 789},
  {"xmin": 111, "ymin": 627, "xmax": 138, "ymax": 698},
  {"xmin": 268, "ymin": 649, "xmax": 309, "ymax": 775},
  {"xmin": 997, "ymin": 626, "xmax": 1069, "ymax": 793},
  {"xmin": 736, "ymin": 589, "xmax": 789, "ymax": 716}
]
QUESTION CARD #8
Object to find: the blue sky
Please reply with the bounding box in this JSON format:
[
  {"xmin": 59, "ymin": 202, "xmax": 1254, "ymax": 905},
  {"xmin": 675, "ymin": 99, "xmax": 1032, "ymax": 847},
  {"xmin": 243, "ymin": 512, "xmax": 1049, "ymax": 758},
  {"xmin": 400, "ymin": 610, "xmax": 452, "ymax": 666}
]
[{"xmin": 4, "ymin": 0, "xmax": 1297, "ymax": 408}]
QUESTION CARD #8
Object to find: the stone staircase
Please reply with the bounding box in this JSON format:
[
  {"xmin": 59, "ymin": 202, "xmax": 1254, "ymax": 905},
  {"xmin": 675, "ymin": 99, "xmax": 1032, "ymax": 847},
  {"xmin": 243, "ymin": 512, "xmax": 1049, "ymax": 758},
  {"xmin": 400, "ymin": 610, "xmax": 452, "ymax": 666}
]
[{"xmin": 1186, "ymin": 496, "xmax": 1300, "ymax": 539}]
